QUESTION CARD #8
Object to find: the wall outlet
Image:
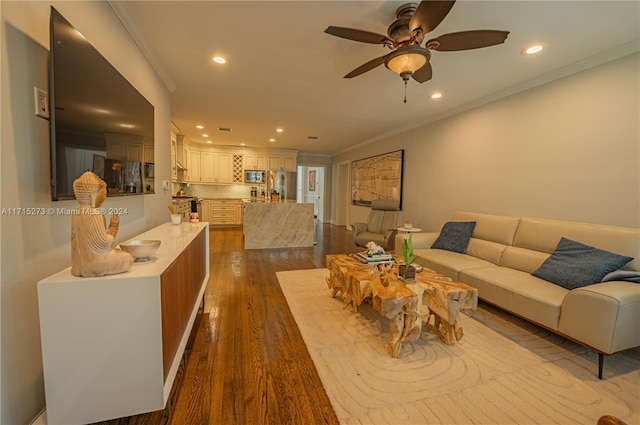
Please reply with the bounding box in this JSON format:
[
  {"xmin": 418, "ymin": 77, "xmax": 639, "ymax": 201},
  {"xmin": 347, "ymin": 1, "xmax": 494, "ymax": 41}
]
[{"xmin": 34, "ymin": 87, "xmax": 49, "ymax": 118}]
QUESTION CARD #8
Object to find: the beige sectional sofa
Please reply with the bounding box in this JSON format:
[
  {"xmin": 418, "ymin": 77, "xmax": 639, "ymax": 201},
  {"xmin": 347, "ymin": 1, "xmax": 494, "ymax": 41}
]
[{"xmin": 395, "ymin": 211, "xmax": 640, "ymax": 378}]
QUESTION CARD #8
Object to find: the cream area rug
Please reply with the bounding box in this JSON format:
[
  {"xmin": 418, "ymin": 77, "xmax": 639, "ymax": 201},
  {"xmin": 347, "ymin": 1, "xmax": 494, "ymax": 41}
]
[{"xmin": 276, "ymin": 268, "xmax": 640, "ymax": 425}]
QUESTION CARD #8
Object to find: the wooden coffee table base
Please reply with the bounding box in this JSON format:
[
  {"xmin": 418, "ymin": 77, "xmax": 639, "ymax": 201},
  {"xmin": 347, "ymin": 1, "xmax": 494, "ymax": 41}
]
[{"xmin": 326, "ymin": 254, "xmax": 478, "ymax": 357}]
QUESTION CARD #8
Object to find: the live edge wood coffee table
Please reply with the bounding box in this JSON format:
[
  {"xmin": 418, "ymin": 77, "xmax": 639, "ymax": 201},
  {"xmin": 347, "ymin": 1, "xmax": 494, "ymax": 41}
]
[{"xmin": 326, "ymin": 254, "xmax": 478, "ymax": 358}]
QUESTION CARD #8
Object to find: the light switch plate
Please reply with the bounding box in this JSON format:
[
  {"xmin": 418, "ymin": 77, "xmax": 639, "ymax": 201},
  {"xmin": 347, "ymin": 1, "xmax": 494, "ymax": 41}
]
[{"xmin": 34, "ymin": 87, "xmax": 50, "ymax": 118}]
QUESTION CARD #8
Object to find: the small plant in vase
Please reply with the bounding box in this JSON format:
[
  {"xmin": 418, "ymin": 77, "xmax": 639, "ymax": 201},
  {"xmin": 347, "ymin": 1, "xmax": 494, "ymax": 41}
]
[{"xmin": 398, "ymin": 234, "xmax": 417, "ymax": 282}]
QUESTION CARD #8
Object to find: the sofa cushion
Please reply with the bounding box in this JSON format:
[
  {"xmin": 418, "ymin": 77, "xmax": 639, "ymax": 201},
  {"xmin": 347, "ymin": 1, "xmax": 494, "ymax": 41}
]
[
  {"xmin": 431, "ymin": 221, "xmax": 476, "ymax": 253},
  {"xmin": 452, "ymin": 211, "xmax": 520, "ymax": 246},
  {"xmin": 532, "ymin": 237, "xmax": 634, "ymax": 290},
  {"xmin": 460, "ymin": 266, "xmax": 567, "ymax": 331},
  {"xmin": 466, "ymin": 238, "xmax": 508, "ymax": 265},
  {"xmin": 514, "ymin": 217, "xmax": 640, "ymax": 271},
  {"xmin": 414, "ymin": 248, "xmax": 495, "ymax": 281},
  {"xmin": 500, "ymin": 246, "xmax": 550, "ymax": 273}
]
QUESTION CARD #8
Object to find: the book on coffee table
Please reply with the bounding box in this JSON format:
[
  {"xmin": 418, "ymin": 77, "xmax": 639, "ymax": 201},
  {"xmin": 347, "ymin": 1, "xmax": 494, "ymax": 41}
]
[{"xmin": 355, "ymin": 252, "xmax": 395, "ymax": 264}]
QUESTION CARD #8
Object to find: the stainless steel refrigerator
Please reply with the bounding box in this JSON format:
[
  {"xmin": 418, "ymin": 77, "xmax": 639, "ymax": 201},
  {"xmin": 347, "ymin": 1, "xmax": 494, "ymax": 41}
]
[{"xmin": 267, "ymin": 170, "xmax": 297, "ymax": 201}]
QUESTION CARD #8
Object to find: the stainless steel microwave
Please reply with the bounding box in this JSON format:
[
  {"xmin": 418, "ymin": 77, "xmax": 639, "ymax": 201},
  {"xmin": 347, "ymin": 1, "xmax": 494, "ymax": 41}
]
[{"xmin": 244, "ymin": 170, "xmax": 265, "ymax": 183}]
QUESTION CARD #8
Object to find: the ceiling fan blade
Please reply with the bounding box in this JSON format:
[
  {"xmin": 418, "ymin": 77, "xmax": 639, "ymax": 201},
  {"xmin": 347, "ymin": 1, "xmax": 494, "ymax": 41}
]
[
  {"xmin": 409, "ymin": 0, "xmax": 456, "ymax": 36},
  {"xmin": 412, "ymin": 63, "xmax": 433, "ymax": 83},
  {"xmin": 325, "ymin": 26, "xmax": 392, "ymax": 45},
  {"xmin": 344, "ymin": 55, "xmax": 386, "ymax": 79},
  {"xmin": 427, "ymin": 30, "xmax": 510, "ymax": 51}
]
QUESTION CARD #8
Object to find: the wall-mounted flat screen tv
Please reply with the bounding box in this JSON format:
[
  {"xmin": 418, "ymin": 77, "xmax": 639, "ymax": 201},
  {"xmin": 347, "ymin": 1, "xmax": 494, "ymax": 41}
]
[{"xmin": 49, "ymin": 6, "xmax": 155, "ymax": 201}]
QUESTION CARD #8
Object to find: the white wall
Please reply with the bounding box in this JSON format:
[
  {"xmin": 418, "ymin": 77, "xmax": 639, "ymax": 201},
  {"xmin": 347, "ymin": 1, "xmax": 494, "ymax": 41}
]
[
  {"xmin": 0, "ymin": 2, "xmax": 171, "ymax": 423},
  {"xmin": 333, "ymin": 53, "xmax": 640, "ymax": 233}
]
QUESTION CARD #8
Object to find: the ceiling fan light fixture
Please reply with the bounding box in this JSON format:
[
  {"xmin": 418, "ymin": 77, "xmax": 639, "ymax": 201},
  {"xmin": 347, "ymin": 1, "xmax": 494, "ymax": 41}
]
[{"xmin": 385, "ymin": 46, "xmax": 430, "ymax": 78}]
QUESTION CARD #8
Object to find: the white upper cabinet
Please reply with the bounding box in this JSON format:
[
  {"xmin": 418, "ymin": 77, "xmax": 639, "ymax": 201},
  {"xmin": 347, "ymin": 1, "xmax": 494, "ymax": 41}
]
[
  {"xmin": 243, "ymin": 151, "xmax": 267, "ymax": 170},
  {"xmin": 201, "ymin": 152, "xmax": 232, "ymax": 183},
  {"xmin": 267, "ymin": 149, "xmax": 298, "ymax": 172},
  {"xmin": 186, "ymin": 149, "xmax": 201, "ymax": 182}
]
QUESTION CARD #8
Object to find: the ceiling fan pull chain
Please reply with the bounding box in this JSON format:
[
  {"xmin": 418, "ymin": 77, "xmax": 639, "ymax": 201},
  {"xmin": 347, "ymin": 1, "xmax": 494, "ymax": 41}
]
[{"xmin": 403, "ymin": 80, "xmax": 408, "ymax": 103}]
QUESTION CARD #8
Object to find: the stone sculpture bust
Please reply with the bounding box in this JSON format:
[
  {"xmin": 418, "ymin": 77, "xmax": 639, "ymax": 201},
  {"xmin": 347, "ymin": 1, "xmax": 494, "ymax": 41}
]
[{"xmin": 70, "ymin": 171, "xmax": 133, "ymax": 277}]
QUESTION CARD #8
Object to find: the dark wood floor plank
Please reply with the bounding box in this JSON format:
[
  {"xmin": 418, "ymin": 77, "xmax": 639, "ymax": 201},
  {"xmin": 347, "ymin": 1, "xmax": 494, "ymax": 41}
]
[{"xmin": 95, "ymin": 223, "xmax": 359, "ymax": 425}]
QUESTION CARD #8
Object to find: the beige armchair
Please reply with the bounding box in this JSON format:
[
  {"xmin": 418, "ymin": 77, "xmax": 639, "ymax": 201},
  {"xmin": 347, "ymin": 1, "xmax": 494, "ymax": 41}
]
[{"xmin": 351, "ymin": 199, "xmax": 400, "ymax": 252}]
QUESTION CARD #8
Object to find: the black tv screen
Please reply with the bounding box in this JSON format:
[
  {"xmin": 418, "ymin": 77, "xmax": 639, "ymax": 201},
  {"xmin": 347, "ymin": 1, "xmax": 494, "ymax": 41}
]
[{"xmin": 49, "ymin": 7, "xmax": 154, "ymax": 200}]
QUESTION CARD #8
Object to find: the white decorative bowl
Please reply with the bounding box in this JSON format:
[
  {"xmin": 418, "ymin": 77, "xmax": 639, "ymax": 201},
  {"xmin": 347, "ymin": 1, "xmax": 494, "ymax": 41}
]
[{"xmin": 120, "ymin": 240, "xmax": 161, "ymax": 261}]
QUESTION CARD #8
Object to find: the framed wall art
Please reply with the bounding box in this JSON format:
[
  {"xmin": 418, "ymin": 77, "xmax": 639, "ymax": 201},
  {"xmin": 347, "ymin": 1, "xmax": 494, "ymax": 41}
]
[
  {"xmin": 308, "ymin": 170, "xmax": 316, "ymax": 191},
  {"xmin": 351, "ymin": 149, "xmax": 403, "ymax": 208}
]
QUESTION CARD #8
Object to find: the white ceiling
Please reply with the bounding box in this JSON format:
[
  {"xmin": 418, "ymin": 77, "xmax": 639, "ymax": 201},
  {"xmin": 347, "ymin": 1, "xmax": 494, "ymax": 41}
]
[{"xmin": 110, "ymin": 1, "xmax": 639, "ymax": 156}]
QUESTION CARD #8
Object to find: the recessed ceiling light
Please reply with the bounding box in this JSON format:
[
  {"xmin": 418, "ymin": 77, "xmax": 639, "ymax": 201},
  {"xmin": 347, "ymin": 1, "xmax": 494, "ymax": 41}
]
[
  {"xmin": 521, "ymin": 44, "xmax": 546, "ymax": 56},
  {"xmin": 202, "ymin": 133, "xmax": 208, "ymax": 137},
  {"xmin": 276, "ymin": 128, "xmax": 283, "ymax": 133},
  {"xmin": 206, "ymin": 140, "xmax": 212, "ymax": 144},
  {"xmin": 213, "ymin": 56, "xmax": 226, "ymax": 64},
  {"xmin": 240, "ymin": 142, "xmax": 246, "ymax": 146},
  {"xmin": 269, "ymin": 138, "xmax": 276, "ymax": 142},
  {"xmin": 430, "ymin": 93, "xmax": 443, "ymax": 99},
  {"xmin": 196, "ymin": 125, "xmax": 204, "ymax": 129}
]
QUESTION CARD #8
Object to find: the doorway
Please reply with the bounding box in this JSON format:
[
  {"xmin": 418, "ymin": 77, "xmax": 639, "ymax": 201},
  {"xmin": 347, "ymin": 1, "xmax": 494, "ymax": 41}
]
[{"xmin": 298, "ymin": 165, "xmax": 325, "ymax": 222}]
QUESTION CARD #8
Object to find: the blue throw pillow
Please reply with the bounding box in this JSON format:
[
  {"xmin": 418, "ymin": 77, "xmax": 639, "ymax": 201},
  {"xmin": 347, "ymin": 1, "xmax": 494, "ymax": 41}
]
[
  {"xmin": 532, "ymin": 237, "xmax": 633, "ymax": 290},
  {"xmin": 431, "ymin": 221, "xmax": 476, "ymax": 253}
]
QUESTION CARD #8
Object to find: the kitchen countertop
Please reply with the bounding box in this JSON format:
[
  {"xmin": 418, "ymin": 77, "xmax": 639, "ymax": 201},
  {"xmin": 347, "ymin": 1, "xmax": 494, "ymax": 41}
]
[{"xmin": 242, "ymin": 198, "xmax": 298, "ymax": 203}]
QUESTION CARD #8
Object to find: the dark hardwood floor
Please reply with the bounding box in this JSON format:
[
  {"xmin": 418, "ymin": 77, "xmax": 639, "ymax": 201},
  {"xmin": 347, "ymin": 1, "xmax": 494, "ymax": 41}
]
[{"xmin": 96, "ymin": 223, "xmax": 360, "ymax": 425}]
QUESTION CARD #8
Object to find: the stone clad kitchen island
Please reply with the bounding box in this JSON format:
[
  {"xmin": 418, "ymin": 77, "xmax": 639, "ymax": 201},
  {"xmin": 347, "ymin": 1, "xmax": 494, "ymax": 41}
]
[{"xmin": 243, "ymin": 201, "xmax": 314, "ymax": 249}]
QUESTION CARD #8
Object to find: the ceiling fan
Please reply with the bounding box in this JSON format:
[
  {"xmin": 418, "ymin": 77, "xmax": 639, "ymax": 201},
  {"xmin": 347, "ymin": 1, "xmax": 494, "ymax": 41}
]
[{"xmin": 325, "ymin": 1, "xmax": 509, "ymax": 91}]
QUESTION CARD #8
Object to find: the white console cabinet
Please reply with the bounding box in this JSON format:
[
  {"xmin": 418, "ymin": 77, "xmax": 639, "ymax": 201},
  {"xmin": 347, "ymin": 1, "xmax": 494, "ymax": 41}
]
[{"xmin": 37, "ymin": 222, "xmax": 209, "ymax": 425}]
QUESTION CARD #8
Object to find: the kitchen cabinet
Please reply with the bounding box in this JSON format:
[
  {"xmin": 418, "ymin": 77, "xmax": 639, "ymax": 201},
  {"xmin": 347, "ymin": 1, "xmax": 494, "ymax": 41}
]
[
  {"xmin": 210, "ymin": 199, "xmax": 242, "ymax": 225},
  {"xmin": 186, "ymin": 149, "xmax": 201, "ymax": 182},
  {"xmin": 171, "ymin": 123, "xmax": 180, "ymax": 181},
  {"xmin": 170, "ymin": 133, "xmax": 177, "ymax": 180},
  {"xmin": 216, "ymin": 152, "xmax": 232, "ymax": 183},
  {"xmin": 267, "ymin": 152, "xmax": 297, "ymax": 172},
  {"xmin": 201, "ymin": 152, "xmax": 232, "ymax": 183},
  {"xmin": 243, "ymin": 152, "xmax": 267, "ymax": 170},
  {"xmin": 200, "ymin": 152, "xmax": 215, "ymax": 182},
  {"xmin": 201, "ymin": 199, "xmax": 210, "ymax": 223}
]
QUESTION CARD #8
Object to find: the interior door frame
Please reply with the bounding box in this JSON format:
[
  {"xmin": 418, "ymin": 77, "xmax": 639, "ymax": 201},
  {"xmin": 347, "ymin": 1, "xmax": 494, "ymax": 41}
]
[{"xmin": 335, "ymin": 160, "xmax": 350, "ymax": 228}]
